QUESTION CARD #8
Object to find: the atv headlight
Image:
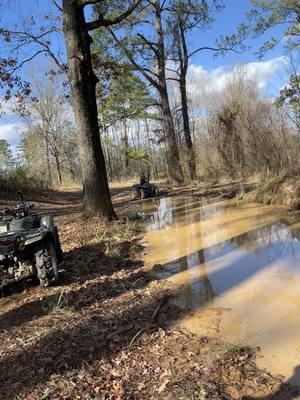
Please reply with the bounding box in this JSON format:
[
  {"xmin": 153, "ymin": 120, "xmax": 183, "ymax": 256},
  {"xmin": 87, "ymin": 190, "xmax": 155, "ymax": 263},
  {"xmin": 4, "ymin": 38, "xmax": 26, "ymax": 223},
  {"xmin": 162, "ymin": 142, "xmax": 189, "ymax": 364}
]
[{"xmin": 16, "ymin": 236, "xmax": 26, "ymax": 251}]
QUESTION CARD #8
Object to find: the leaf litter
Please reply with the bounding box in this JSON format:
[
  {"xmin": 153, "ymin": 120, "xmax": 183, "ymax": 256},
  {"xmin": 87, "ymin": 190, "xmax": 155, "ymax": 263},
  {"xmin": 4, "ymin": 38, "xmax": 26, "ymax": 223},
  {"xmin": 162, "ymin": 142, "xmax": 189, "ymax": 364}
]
[{"xmin": 0, "ymin": 189, "xmax": 298, "ymax": 400}]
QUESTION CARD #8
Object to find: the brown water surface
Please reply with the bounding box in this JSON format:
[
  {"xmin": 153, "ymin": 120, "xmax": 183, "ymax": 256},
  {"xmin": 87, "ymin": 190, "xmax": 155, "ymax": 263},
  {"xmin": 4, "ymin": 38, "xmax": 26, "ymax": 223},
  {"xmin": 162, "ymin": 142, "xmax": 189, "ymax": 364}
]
[{"xmin": 142, "ymin": 196, "xmax": 300, "ymax": 386}]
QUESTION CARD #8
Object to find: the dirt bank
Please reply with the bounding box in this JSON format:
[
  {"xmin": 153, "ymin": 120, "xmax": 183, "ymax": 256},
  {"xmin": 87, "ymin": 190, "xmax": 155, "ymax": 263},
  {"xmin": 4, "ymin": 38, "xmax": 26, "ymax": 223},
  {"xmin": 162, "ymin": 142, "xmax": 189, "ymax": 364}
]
[
  {"xmin": 160, "ymin": 180, "xmax": 254, "ymax": 199},
  {"xmin": 164, "ymin": 175, "xmax": 300, "ymax": 214},
  {"xmin": 253, "ymin": 173, "xmax": 300, "ymax": 211},
  {"xmin": 0, "ymin": 188, "xmax": 298, "ymax": 399}
]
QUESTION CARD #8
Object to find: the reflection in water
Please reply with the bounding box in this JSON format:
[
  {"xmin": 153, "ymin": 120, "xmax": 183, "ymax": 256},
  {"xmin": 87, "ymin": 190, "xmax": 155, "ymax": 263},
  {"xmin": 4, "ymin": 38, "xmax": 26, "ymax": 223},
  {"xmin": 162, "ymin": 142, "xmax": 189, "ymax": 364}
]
[{"xmin": 143, "ymin": 196, "xmax": 300, "ymax": 386}]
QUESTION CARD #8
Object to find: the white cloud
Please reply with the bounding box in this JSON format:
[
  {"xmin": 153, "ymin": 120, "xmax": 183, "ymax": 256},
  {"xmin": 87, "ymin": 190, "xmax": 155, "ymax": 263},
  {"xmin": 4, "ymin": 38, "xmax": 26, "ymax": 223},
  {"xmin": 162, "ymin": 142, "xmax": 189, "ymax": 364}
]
[
  {"xmin": 238, "ymin": 57, "xmax": 288, "ymax": 88},
  {"xmin": 0, "ymin": 122, "xmax": 27, "ymax": 153},
  {"xmin": 185, "ymin": 56, "xmax": 288, "ymax": 109},
  {"xmin": 0, "ymin": 98, "xmax": 19, "ymax": 116}
]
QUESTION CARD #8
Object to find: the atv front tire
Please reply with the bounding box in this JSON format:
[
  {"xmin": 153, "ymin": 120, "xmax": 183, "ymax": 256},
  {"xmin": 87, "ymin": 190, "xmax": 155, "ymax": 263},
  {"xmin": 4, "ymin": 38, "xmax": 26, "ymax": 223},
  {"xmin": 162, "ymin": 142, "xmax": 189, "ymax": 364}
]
[
  {"xmin": 132, "ymin": 188, "xmax": 139, "ymax": 200},
  {"xmin": 35, "ymin": 241, "xmax": 59, "ymax": 287},
  {"xmin": 54, "ymin": 226, "xmax": 63, "ymax": 264}
]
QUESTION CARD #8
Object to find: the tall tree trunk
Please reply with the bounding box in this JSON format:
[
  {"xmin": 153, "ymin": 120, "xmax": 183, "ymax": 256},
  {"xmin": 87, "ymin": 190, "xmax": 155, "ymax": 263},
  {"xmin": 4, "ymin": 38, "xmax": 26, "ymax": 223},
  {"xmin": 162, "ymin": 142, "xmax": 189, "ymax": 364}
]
[
  {"xmin": 160, "ymin": 87, "xmax": 183, "ymax": 183},
  {"xmin": 145, "ymin": 119, "xmax": 157, "ymax": 180},
  {"xmin": 62, "ymin": 0, "xmax": 116, "ymax": 218},
  {"xmin": 123, "ymin": 119, "xmax": 129, "ymax": 173},
  {"xmin": 44, "ymin": 134, "xmax": 52, "ymax": 187},
  {"xmin": 155, "ymin": 0, "xmax": 183, "ymax": 184},
  {"xmin": 54, "ymin": 153, "xmax": 63, "ymax": 185},
  {"xmin": 178, "ymin": 19, "xmax": 197, "ymax": 180},
  {"xmin": 65, "ymin": 150, "xmax": 76, "ymax": 181},
  {"xmin": 103, "ymin": 130, "xmax": 113, "ymax": 181},
  {"xmin": 179, "ymin": 75, "xmax": 197, "ymax": 180}
]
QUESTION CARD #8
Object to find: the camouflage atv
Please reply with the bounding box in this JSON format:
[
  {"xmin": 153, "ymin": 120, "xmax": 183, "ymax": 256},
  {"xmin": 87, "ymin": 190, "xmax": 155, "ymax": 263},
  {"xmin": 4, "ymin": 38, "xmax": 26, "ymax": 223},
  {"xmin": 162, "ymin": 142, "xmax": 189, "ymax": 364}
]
[{"xmin": 0, "ymin": 191, "xmax": 63, "ymax": 288}]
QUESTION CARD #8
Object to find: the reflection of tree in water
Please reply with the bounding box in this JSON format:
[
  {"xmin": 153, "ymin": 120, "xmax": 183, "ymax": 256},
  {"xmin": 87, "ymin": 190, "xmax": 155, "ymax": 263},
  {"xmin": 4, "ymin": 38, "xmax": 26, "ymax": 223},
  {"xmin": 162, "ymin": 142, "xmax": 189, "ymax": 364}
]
[
  {"xmin": 175, "ymin": 198, "xmax": 217, "ymax": 310},
  {"xmin": 198, "ymin": 250, "xmax": 216, "ymax": 304},
  {"xmin": 151, "ymin": 196, "xmax": 208, "ymax": 232},
  {"xmin": 147, "ymin": 197, "xmax": 185, "ymax": 231},
  {"xmin": 229, "ymin": 221, "xmax": 300, "ymax": 265},
  {"xmin": 176, "ymin": 250, "xmax": 216, "ymax": 310},
  {"xmin": 176, "ymin": 200, "xmax": 299, "ymax": 310},
  {"xmin": 200, "ymin": 198, "xmax": 300, "ymax": 263},
  {"xmin": 148, "ymin": 196, "xmax": 300, "ymax": 310},
  {"xmin": 178, "ymin": 255, "xmax": 194, "ymax": 310}
]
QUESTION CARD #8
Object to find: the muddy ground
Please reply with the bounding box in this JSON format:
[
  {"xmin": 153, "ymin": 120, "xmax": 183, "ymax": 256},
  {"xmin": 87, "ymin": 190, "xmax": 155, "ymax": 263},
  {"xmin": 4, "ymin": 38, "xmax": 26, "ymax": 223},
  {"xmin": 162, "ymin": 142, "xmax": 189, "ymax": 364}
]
[{"xmin": 0, "ymin": 184, "xmax": 298, "ymax": 400}]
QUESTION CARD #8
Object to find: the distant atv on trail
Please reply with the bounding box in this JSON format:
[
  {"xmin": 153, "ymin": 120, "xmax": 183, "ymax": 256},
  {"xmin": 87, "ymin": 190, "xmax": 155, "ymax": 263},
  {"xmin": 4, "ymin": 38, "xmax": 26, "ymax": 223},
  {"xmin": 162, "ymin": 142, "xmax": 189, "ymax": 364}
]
[
  {"xmin": 132, "ymin": 174, "xmax": 159, "ymax": 199},
  {"xmin": 0, "ymin": 191, "xmax": 63, "ymax": 288}
]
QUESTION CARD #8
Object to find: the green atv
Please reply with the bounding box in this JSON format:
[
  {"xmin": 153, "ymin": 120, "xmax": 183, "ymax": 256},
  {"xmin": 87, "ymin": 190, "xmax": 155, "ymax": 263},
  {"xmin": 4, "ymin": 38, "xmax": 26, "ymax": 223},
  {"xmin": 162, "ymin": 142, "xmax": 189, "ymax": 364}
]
[
  {"xmin": 0, "ymin": 191, "xmax": 63, "ymax": 288},
  {"xmin": 132, "ymin": 182, "xmax": 159, "ymax": 199}
]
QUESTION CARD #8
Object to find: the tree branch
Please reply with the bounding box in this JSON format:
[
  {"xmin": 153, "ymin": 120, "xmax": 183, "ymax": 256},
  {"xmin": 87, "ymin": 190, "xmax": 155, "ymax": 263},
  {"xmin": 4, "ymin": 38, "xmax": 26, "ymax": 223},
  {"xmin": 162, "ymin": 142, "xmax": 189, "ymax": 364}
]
[
  {"xmin": 86, "ymin": 1, "xmax": 141, "ymax": 31},
  {"xmin": 51, "ymin": 0, "xmax": 62, "ymax": 12},
  {"xmin": 0, "ymin": 28, "xmax": 65, "ymax": 74},
  {"xmin": 188, "ymin": 46, "xmax": 242, "ymax": 59},
  {"xmin": 166, "ymin": 77, "xmax": 180, "ymax": 82},
  {"xmin": 109, "ymin": 29, "xmax": 161, "ymax": 91},
  {"xmin": 137, "ymin": 33, "xmax": 158, "ymax": 55},
  {"xmin": 81, "ymin": 0, "xmax": 104, "ymax": 5},
  {"xmin": 101, "ymin": 102, "xmax": 160, "ymax": 131},
  {"xmin": 31, "ymin": 36, "xmax": 66, "ymax": 75},
  {"xmin": 165, "ymin": 66, "xmax": 180, "ymax": 74},
  {"xmin": 9, "ymin": 50, "xmax": 48, "ymax": 74}
]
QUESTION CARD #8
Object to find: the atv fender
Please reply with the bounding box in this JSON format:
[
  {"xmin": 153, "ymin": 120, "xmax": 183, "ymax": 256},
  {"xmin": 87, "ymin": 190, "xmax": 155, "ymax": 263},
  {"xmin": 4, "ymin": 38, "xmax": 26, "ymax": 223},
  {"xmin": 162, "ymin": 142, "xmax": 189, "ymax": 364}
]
[
  {"xmin": 41, "ymin": 215, "xmax": 63, "ymax": 264},
  {"xmin": 41, "ymin": 215, "xmax": 55, "ymax": 231}
]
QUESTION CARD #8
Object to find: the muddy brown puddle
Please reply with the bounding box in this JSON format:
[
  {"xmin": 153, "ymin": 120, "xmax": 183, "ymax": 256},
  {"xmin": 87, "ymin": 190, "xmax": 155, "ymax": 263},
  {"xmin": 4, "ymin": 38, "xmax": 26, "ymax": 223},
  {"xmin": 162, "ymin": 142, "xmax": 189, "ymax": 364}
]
[{"xmin": 141, "ymin": 196, "xmax": 300, "ymax": 387}]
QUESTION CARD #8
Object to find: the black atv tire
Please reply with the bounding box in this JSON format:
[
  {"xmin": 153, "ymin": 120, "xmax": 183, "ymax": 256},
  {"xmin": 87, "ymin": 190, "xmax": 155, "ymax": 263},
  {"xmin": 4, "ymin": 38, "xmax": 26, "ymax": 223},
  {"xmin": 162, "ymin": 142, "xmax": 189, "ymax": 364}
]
[
  {"xmin": 140, "ymin": 188, "xmax": 146, "ymax": 199},
  {"xmin": 54, "ymin": 226, "xmax": 63, "ymax": 264},
  {"xmin": 35, "ymin": 241, "xmax": 59, "ymax": 287},
  {"xmin": 132, "ymin": 188, "xmax": 139, "ymax": 200},
  {"xmin": 154, "ymin": 187, "xmax": 159, "ymax": 197}
]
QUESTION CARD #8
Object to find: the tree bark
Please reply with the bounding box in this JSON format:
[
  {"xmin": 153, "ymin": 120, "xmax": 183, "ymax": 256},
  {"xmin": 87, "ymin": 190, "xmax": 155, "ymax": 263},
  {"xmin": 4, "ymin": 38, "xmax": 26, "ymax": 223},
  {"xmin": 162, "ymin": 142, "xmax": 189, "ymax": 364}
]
[
  {"xmin": 44, "ymin": 134, "xmax": 52, "ymax": 187},
  {"xmin": 54, "ymin": 153, "xmax": 63, "ymax": 185},
  {"xmin": 145, "ymin": 119, "xmax": 158, "ymax": 180},
  {"xmin": 160, "ymin": 87, "xmax": 183, "ymax": 182},
  {"xmin": 123, "ymin": 119, "xmax": 129, "ymax": 173},
  {"xmin": 155, "ymin": 0, "xmax": 183, "ymax": 184},
  {"xmin": 62, "ymin": 0, "xmax": 116, "ymax": 218},
  {"xmin": 179, "ymin": 75, "xmax": 197, "ymax": 179},
  {"xmin": 177, "ymin": 18, "xmax": 197, "ymax": 180},
  {"xmin": 65, "ymin": 150, "xmax": 76, "ymax": 181},
  {"xmin": 103, "ymin": 129, "xmax": 113, "ymax": 181}
]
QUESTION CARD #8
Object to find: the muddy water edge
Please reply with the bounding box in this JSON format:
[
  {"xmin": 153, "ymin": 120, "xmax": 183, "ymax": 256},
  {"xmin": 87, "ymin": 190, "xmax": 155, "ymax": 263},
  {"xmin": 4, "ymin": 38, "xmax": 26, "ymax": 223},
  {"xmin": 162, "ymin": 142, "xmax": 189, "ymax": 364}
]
[{"xmin": 141, "ymin": 195, "xmax": 300, "ymax": 387}]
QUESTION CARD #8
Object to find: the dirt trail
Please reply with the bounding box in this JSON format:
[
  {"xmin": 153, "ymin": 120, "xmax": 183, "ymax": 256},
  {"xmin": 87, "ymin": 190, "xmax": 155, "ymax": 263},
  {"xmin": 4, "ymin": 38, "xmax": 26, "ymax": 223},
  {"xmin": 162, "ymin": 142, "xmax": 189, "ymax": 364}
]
[{"xmin": 0, "ymin": 186, "xmax": 298, "ymax": 399}]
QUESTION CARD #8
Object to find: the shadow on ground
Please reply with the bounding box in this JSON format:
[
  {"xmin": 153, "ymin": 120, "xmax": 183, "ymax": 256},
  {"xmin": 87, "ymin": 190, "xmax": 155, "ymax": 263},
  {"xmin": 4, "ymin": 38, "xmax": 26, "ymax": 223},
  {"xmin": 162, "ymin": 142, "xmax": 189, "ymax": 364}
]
[
  {"xmin": 0, "ymin": 221, "xmax": 299, "ymax": 398},
  {"xmin": 0, "ymin": 256, "xmax": 176, "ymax": 399},
  {"xmin": 0, "ymin": 187, "xmax": 299, "ymax": 399},
  {"xmin": 0, "ymin": 239, "xmax": 144, "ymax": 332}
]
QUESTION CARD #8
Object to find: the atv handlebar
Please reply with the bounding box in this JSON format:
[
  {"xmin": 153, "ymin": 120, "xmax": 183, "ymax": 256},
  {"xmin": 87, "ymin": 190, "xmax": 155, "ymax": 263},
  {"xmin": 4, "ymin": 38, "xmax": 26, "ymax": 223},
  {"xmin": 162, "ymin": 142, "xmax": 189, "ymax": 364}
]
[{"xmin": 0, "ymin": 203, "xmax": 35, "ymax": 218}]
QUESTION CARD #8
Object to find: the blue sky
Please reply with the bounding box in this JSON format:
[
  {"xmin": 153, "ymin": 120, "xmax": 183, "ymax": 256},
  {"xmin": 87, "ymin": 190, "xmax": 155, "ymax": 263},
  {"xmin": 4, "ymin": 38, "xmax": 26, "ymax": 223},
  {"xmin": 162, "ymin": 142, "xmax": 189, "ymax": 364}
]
[
  {"xmin": 185, "ymin": 0, "xmax": 289, "ymax": 95},
  {"xmin": 0, "ymin": 0, "xmax": 293, "ymax": 151}
]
